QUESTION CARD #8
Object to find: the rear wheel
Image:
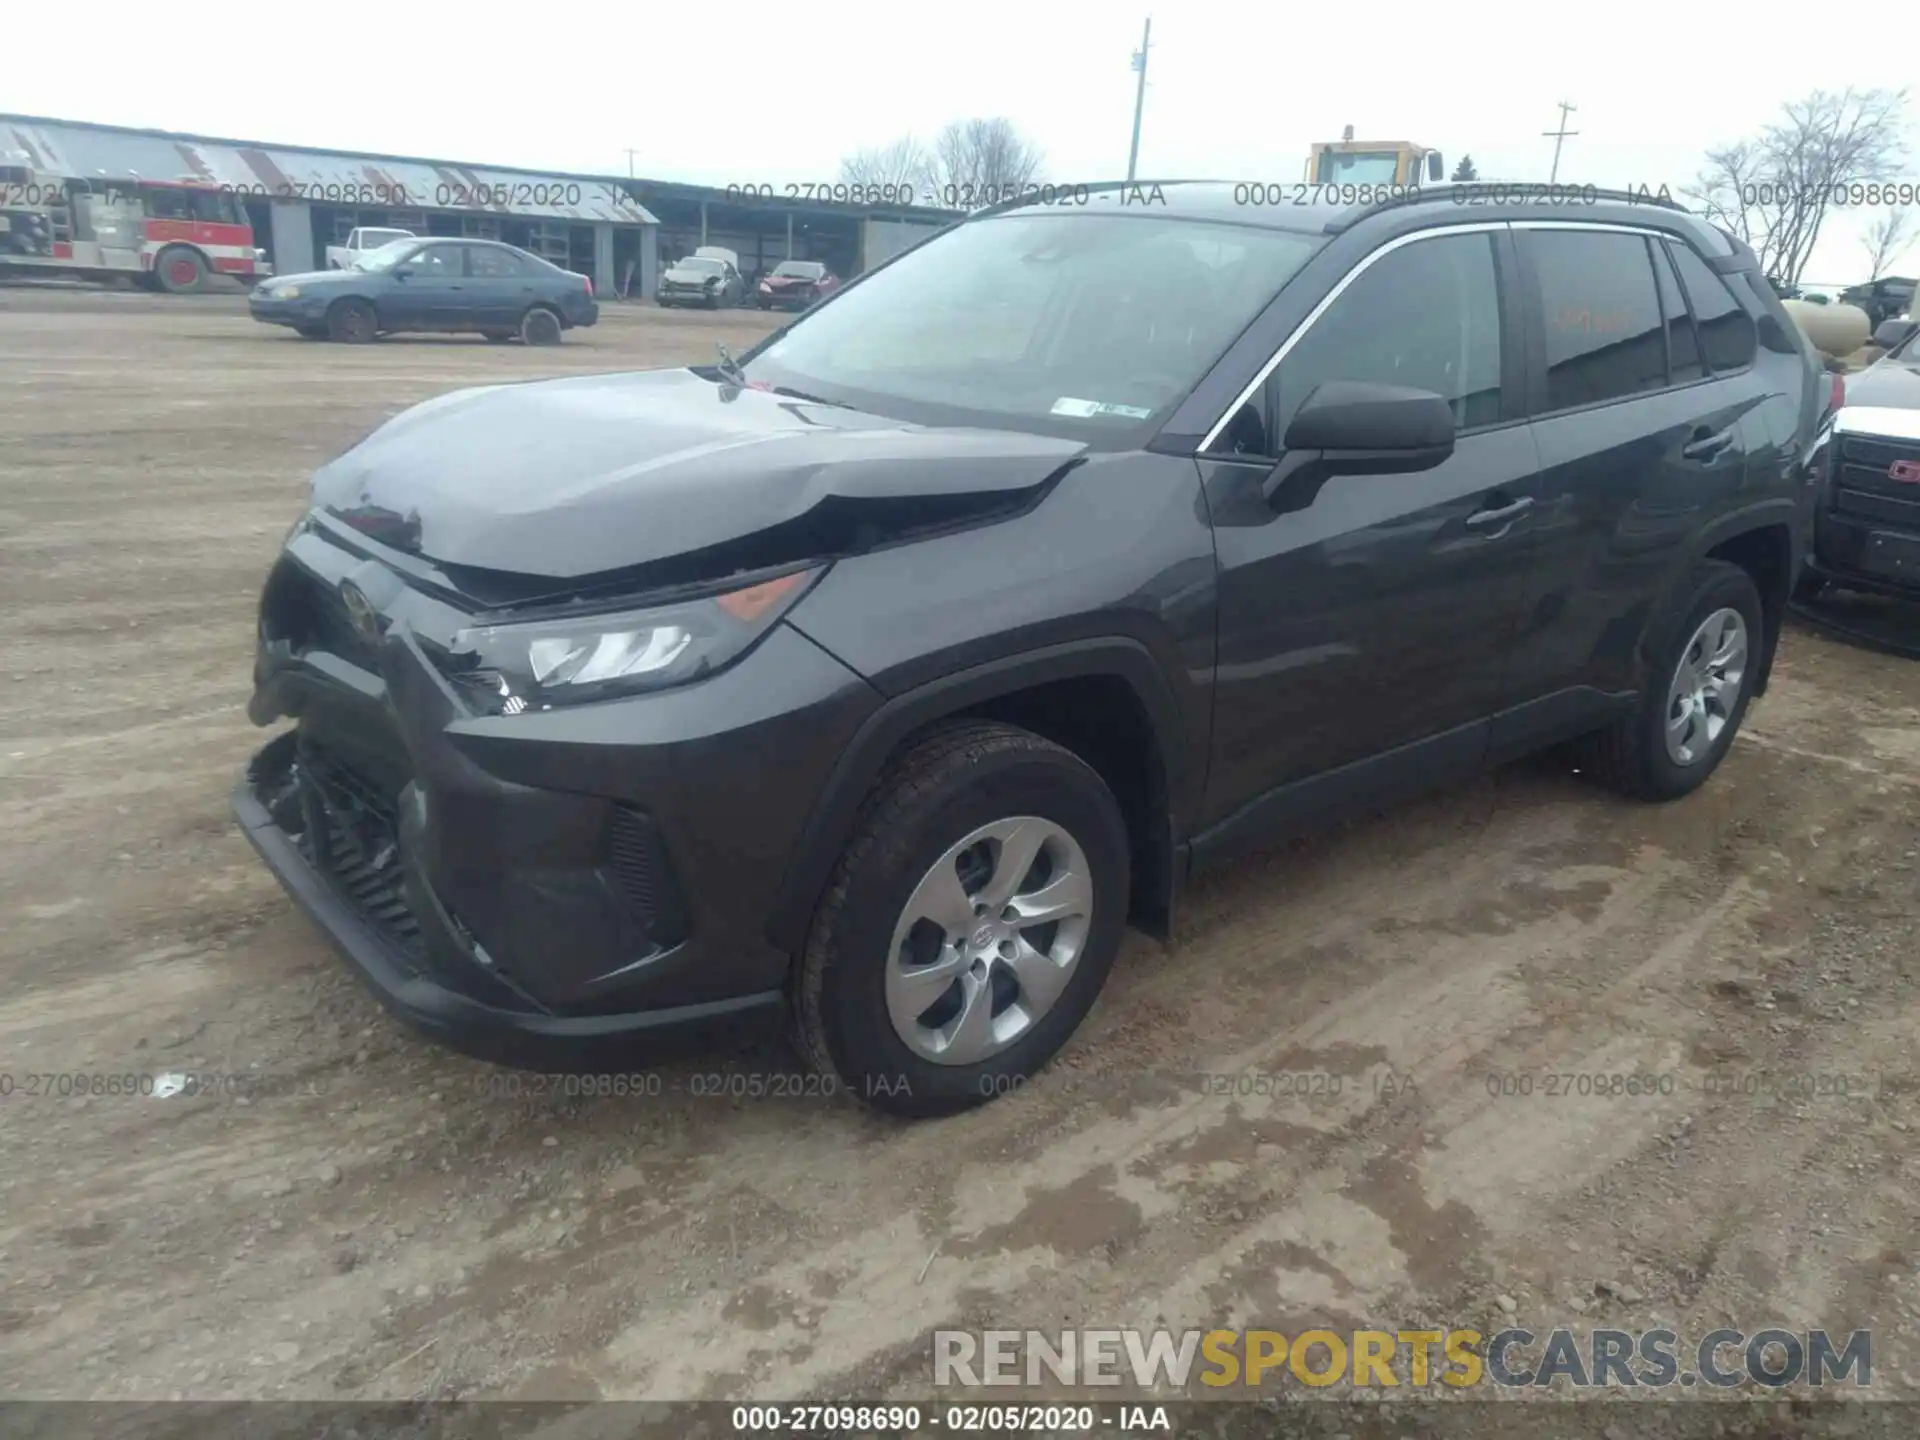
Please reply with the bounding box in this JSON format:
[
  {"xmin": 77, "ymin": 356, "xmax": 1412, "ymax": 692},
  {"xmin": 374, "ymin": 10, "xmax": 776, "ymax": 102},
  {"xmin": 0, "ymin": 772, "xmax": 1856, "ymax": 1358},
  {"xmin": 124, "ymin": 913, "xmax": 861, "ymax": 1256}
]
[
  {"xmin": 1570, "ymin": 560, "xmax": 1764, "ymax": 800},
  {"xmin": 520, "ymin": 306, "xmax": 562, "ymax": 345},
  {"xmin": 154, "ymin": 245, "xmax": 207, "ymax": 294},
  {"xmin": 326, "ymin": 298, "xmax": 377, "ymax": 344},
  {"xmin": 794, "ymin": 721, "xmax": 1130, "ymax": 1118}
]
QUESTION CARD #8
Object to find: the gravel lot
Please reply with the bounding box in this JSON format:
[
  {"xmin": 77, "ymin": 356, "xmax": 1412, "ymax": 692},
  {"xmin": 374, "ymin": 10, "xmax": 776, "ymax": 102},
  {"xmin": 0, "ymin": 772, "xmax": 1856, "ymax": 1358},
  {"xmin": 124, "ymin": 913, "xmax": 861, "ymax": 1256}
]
[{"xmin": 3, "ymin": 286, "xmax": 1919, "ymax": 1411}]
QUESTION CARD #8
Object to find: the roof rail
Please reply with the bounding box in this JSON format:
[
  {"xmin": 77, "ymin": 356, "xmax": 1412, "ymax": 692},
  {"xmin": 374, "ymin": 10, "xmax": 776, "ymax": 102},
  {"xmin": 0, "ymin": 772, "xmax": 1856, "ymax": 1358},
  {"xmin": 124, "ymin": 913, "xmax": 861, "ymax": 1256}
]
[{"xmin": 1325, "ymin": 180, "xmax": 1689, "ymax": 233}]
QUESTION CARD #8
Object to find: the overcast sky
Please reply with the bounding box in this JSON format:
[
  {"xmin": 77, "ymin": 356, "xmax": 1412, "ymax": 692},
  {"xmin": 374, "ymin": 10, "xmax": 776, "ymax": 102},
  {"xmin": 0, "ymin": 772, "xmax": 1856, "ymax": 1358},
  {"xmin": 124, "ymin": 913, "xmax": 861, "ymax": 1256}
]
[{"xmin": 9, "ymin": 0, "xmax": 1917, "ymax": 282}]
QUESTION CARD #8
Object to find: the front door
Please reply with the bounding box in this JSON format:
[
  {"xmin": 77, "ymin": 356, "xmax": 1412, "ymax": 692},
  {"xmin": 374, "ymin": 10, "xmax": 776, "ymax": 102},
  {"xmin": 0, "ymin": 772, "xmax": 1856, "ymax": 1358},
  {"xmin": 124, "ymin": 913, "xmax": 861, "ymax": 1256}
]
[
  {"xmin": 383, "ymin": 241, "xmax": 466, "ymax": 330},
  {"xmin": 1199, "ymin": 225, "xmax": 1541, "ymax": 835}
]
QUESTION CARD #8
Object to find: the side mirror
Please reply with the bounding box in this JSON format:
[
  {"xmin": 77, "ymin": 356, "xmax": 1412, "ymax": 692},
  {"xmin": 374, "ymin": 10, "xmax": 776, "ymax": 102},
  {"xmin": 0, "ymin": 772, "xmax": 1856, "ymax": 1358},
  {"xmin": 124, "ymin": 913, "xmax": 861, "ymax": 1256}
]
[
  {"xmin": 1264, "ymin": 380, "xmax": 1455, "ymax": 505},
  {"xmin": 1426, "ymin": 152, "xmax": 1445, "ymax": 183},
  {"xmin": 1872, "ymin": 317, "xmax": 1917, "ymax": 352},
  {"xmin": 392, "ymin": 266, "xmax": 413, "ymax": 280},
  {"xmin": 1283, "ymin": 380, "xmax": 1455, "ymax": 465}
]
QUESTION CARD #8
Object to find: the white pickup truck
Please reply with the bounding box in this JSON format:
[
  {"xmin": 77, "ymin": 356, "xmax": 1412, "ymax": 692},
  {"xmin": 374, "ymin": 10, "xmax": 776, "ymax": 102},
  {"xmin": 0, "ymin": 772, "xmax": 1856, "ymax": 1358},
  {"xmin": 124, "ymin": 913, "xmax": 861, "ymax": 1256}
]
[{"xmin": 325, "ymin": 227, "xmax": 416, "ymax": 270}]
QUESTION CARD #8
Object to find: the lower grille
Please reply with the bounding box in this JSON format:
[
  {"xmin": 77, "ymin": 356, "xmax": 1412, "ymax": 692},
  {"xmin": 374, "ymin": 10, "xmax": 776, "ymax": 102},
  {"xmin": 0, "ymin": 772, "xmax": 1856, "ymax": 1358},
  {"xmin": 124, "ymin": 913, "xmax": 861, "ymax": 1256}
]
[
  {"xmin": 297, "ymin": 745, "xmax": 422, "ymax": 959},
  {"xmin": 607, "ymin": 805, "xmax": 688, "ymax": 948}
]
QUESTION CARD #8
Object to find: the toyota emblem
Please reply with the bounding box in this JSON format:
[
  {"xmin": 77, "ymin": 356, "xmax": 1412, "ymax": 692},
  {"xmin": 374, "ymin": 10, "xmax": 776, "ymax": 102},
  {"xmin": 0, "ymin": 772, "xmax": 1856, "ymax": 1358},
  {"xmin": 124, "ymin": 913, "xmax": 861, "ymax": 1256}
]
[
  {"xmin": 339, "ymin": 581, "xmax": 382, "ymax": 640},
  {"xmin": 1890, "ymin": 459, "xmax": 1920, "ymax": 484}
]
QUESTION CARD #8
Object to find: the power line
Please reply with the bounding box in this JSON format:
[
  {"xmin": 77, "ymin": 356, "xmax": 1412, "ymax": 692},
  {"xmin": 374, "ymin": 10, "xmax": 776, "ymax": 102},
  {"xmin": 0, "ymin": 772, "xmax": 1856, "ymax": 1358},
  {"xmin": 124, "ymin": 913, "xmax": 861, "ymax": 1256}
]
[
  {"xmin": 1542, "ymin": 102, "xmax": 1578, "ymax": 184},
  {"xmin": 1126, "ymin": 17, "xmax": 1151, "ymax": 184}
]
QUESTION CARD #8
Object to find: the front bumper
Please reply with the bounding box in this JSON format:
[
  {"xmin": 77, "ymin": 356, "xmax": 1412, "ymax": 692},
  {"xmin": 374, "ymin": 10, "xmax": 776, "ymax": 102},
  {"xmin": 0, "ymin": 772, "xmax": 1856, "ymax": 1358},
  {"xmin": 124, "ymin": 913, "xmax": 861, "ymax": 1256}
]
[
  {"xmin": 233, "ymin": 734, "xmax": 782, "ymax": 1068},
  {"xmin": 249, "ymin": 293, "xmax": 326, "ymax": 327},
  {"xmin": 1808, "ymin": 429, "xmax": 1920, "ymax": 600},
  {"xmin": 235, "ymin": 524, "xmax": 881, "ymax": 1068}
]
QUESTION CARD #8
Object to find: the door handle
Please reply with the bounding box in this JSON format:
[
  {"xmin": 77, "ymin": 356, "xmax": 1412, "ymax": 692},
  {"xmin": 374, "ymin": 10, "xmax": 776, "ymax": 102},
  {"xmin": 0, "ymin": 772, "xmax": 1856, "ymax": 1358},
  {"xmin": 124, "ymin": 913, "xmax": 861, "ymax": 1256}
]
[
  {"xmin": 1465, "ymin": 496, "xmax": 1534, "ymax": 531},
  {"xmin": 1681, "ymin": 427, "xmax": 1735, "ymax": 462}
]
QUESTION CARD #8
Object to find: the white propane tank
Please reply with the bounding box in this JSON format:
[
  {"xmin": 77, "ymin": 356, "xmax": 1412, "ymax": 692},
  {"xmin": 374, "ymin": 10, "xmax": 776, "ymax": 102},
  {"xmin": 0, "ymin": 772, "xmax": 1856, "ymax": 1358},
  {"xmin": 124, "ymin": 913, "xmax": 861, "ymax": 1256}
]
[{"xmin": 1783, "ymin": 298, "xmax": 1871, "ymax": 359}]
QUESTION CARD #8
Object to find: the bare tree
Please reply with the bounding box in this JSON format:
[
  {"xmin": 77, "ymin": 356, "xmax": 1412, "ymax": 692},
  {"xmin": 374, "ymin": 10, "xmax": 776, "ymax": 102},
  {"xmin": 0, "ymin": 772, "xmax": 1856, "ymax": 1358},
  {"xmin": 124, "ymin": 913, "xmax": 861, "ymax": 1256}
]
[
  {"xmin": 1862, "ymin": 209, "xmax": 1917, "ymax": 280},
  {"xmin": 921, "ymin": 118, "xmax": 1045, "ymax": 205},
  {"xmin": 838, "ymin": 136, "xmax": 933, "ymax": 200},
  {"xmin": 1684, "ymin": 87, "xmax": 1909, "ymax": 287}
]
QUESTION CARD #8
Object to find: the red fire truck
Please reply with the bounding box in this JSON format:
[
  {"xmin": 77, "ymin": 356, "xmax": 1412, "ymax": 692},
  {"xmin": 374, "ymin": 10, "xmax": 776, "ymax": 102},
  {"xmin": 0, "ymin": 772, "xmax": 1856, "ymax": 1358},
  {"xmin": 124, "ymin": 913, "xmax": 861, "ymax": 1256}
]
[{"xmin": 1, "ymin": 164, "xmax": 268, "ymax": 291}]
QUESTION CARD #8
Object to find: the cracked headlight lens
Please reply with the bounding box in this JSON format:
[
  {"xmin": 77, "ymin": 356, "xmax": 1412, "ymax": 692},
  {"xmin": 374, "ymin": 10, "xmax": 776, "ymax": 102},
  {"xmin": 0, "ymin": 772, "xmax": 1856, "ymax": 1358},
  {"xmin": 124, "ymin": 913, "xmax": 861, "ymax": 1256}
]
[{"xmin": 447, "ymin": 567, "xmax": 820, "ymax": 711}]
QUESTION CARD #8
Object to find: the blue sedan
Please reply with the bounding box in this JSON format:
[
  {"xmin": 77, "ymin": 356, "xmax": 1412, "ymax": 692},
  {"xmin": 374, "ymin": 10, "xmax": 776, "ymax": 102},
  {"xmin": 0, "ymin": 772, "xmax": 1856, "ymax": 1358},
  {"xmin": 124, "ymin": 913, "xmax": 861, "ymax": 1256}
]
[{"xmin": 249, "ymin": 238, "xmax": 599, "ymax": 344}]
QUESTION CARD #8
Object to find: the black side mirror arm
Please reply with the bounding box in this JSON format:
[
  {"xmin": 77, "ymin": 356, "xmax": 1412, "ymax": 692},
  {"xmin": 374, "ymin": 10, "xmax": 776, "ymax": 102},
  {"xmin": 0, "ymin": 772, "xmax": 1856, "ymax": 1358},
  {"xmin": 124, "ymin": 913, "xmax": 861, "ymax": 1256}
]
[{"xmin": 1261, "ymin": 441, "xmax": 1456, "ymax": 511}]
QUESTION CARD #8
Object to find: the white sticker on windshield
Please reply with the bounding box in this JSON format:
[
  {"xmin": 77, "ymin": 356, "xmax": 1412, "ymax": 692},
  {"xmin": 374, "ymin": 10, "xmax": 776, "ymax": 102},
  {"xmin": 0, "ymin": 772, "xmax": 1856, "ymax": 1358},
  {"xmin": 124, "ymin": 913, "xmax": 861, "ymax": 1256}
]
[{"xmin": 1052, "ymin": 397, "xmax": 1153, "ymax": 420}]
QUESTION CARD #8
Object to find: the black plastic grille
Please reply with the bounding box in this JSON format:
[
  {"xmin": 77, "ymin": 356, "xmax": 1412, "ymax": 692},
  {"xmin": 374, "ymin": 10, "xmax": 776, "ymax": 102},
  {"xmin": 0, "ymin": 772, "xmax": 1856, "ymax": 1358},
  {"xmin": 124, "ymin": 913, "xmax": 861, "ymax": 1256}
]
[
  {"xmin": 607, "ymin": 805, "xmax": 687, "ymax": 948},
  {"xmin": 1836, "ymin": 434, "xmax": 1920, "ymax": 535},
  {"xmin": 297, "ymin": 745, "xmax": 422, "ymax": 961}
]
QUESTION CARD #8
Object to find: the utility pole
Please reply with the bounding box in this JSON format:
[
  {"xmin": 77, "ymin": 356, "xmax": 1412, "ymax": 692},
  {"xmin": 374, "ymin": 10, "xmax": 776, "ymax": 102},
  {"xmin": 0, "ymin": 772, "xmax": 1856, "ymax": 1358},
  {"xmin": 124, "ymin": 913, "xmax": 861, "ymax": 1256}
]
[
  {"xmin": 622, "ymin": 148, "xmax": 640, "ymax": 178},
  {"xmin": 1126, "ymin": 17, "xmax": 1152, "ymax": 184},
  {"xmin": 1542, "ymin": 102, "xmax": 1578, "ymax": 184}
]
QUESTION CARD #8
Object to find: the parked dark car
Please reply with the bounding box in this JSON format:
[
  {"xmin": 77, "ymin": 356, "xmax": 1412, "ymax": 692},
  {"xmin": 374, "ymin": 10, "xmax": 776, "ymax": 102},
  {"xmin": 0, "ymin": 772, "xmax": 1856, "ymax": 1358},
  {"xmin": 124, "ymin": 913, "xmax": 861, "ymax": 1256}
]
[
  {"xmin": 656, "ymin": 254, "xmax": 745, "ymax": 309},
  {"xmin": 1838, "ymin": 276, "xmax": 1917, "ymax": 331},
  {"xmin": 248, "ymin": 239, "xmax": 597, "ymax": 344},
  {"xmin": 755, "ymin": 259, "xmax": 841, "ymax": 310},
  {"xmin": 1799, "ymin": 315, "xmax": 1920, "ymax": 602},
  {"xmin": 234, "ymin": 183, "xmax": 1816, "ymax": 1117}
]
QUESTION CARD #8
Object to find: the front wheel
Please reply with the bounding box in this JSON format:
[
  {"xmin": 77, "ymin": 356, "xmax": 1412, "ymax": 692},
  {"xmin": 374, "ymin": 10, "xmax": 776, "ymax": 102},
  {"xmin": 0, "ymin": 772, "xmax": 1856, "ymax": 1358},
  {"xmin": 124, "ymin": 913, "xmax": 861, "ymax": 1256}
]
[
  {"xmin": 154, "ymin": 245, "xmax": 207, "ymax": 294},
  {"xmin": 326, "ymin": 299, "xmax": 377, "ymax": 343},
  {"xmin": 1570, "ymin": 560, "xmax": 1765, "ymax": 800},
  {"xmin": 794, "ymin": 721, "xmax": 1130, "ymax": 1118}
]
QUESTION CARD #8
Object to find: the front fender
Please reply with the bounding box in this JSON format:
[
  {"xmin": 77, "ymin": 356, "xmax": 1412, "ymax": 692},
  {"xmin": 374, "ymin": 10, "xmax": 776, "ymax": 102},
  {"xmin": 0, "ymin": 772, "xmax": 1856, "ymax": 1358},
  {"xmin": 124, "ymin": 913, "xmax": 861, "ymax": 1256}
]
[{"xmin": 761, "ymin": 637, "xmax": 1192, "ymax": 954}]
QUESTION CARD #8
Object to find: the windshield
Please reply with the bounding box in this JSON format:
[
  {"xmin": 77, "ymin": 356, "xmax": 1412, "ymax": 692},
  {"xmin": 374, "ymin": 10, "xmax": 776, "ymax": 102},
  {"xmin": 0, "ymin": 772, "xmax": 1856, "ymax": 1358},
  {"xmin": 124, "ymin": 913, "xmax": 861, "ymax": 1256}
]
[
  {"xmin": 745, "ymin": 212, "xmax": 1322, "ymax": 435},
  {"xmin": 1320, "ymin": 152, "xmax": 1402, "ymax": 185},
  {"xmin": 773, "ymin": 261, "xmax": 823, "ymax": 278},
  {"xmin": 674, "ymin": 257, "xmax": 725, "ymax": 274},
  {"xmin": 354, "ymin": 240, "xmax": 419, "ymax": 272}
]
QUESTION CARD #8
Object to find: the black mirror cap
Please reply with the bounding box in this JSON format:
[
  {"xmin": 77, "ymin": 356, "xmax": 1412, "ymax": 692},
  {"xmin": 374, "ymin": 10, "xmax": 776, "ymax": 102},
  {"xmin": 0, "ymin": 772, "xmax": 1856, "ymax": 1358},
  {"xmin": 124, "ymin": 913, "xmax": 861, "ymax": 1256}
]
[
  {"xmin": 1283, "ymin": 379, "xmax": 1457, "ymax": 458},
  {"xmin": 1872, "ymin": 317, "xmax": 1917, "ymax": 352}
]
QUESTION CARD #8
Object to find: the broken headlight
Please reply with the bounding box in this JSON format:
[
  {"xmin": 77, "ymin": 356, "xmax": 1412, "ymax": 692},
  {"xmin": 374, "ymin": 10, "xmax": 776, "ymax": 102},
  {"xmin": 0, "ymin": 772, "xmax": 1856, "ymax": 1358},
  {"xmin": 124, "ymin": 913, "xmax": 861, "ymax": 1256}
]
[{"xmin": 448, "ymin": 567, "xmax": 821, "ymax": 712}]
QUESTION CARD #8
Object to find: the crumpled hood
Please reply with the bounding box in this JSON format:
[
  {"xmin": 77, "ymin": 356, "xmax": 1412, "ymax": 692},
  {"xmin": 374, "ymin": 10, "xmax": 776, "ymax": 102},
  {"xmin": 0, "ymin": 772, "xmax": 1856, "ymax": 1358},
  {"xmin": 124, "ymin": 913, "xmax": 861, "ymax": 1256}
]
[{"xmin": 310, "ymin": 368, "xmax": 1086, "ymax": 581}]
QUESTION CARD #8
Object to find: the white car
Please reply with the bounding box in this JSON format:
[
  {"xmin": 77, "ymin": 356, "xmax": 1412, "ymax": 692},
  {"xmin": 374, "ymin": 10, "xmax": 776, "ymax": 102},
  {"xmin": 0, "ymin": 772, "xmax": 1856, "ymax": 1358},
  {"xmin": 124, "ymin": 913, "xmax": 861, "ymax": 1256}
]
[{"xmin": 325, "ymin": 227, "xmax": 416, "ymax": 271}]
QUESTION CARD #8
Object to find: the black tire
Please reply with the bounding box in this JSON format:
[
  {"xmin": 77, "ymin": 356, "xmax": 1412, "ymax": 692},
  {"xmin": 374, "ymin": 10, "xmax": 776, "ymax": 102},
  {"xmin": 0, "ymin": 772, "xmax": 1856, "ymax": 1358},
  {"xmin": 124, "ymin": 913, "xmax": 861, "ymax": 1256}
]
[
  {"xmin": 706, "ymin": 291, "xmax": 721, "ymax": 310},
  {"xmin": 295, "ymin": 325, "xmax": 328, "ymax": 340},
  {"xmin": 153, "ymin": 245, "xmax": 207, "ymax": 294},
  {"xmin": 326, "ymin": 299, "xmax": 377, "ymax": 344},
  {"xmin": 794, "ymin": 720, "xmax": 1130, "ymax": 1119},
  {"xmin": 755, "ymin": 298, "xmax": 769, "ymax": 310},
  {"xmin": 520, "ymin": 306, "xmax": 562, "ymax": 345},
  {"xmin": 1570, "ymin": 560, "xmax": 1765, "ymax": 801}
]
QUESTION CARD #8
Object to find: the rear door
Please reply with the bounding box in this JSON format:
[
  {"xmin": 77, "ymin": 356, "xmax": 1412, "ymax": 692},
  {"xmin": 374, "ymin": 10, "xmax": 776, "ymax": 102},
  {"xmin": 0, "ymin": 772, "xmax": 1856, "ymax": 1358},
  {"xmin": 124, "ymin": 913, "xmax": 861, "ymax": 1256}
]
[
  {"xmin": 465, "ymin": 244, "xmax": 537, "ymax": 328},
  {"xmin": 1496, "ymin": 224, "xmax": 1760, "ymax": 752},
  {"xmin": 1198, "ymin": 223, "xmax": 1543, "ymax": 831}
]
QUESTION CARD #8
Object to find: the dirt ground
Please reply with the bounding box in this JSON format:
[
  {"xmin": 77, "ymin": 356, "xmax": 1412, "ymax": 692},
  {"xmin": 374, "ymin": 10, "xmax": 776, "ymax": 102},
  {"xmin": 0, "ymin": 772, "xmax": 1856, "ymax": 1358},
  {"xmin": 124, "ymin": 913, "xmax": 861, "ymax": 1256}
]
[{"xmin": 2, "ymin": 286, "xmax": 1919, "ymax": 1410}]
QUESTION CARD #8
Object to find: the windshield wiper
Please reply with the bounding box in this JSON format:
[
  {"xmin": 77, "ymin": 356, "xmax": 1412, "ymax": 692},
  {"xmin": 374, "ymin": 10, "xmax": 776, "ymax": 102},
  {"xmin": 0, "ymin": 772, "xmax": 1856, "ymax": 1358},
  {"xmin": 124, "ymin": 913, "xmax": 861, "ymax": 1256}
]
[
  {"xmin": 767, "ymin": 384, "xmax": 852, "ymax": 408},
  {"xmin": 714, "ymin": 342, "xmax": 749, "ymax": 387}
]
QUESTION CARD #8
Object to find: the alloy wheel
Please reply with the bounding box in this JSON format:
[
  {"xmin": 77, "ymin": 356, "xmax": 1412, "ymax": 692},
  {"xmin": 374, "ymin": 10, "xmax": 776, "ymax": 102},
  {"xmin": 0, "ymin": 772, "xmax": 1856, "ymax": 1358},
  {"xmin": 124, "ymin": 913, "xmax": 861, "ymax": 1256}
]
[{"xmin": 885, "ymin": 816, "xmax": 1094, "ymax": 1065}]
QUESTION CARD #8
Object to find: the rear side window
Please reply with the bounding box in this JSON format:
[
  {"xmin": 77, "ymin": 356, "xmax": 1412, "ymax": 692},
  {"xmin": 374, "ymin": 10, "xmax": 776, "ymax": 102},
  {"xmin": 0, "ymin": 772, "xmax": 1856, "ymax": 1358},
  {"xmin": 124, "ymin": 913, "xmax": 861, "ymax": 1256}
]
[
  {"xmin": 1666, "ymin": 241, "xmax": 1757, "ymax": 373},
  {"xmin": 1649, "ymin": 242, "xmax": 1704, "ymax": 385},
  {"xmin": 1529, "ymin": 230, "xmax": 1667, "ymax": 411}
]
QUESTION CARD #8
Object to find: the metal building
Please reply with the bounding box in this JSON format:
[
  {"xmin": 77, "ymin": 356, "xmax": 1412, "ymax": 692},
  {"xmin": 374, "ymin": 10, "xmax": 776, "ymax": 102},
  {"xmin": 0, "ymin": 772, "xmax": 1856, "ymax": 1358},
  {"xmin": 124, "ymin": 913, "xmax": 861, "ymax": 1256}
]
[{"xmin": 1, "ymin": 114, "xmax": 959, "ymax": 299}]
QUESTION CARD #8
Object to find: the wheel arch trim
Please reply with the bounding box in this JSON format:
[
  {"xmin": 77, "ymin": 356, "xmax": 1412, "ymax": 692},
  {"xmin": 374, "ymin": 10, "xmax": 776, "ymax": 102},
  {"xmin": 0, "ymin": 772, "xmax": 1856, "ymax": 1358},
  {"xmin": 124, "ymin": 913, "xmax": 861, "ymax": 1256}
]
[
  {"xmin": 1652, "ymin": 500, "xmax": 1799, "ymax": 696},
  {"xmin": 763, "ymin": 637, "xmax": 1192, "ymax": 954}
]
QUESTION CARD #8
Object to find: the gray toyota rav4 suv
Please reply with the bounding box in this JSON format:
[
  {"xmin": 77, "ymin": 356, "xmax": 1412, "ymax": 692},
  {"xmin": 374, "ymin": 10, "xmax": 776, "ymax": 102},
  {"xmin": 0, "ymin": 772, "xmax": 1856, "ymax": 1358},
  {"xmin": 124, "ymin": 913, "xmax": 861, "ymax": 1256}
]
[{"xmin": 235, "ymin": 182, "xmax": 1820, "ymax": 1116}]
